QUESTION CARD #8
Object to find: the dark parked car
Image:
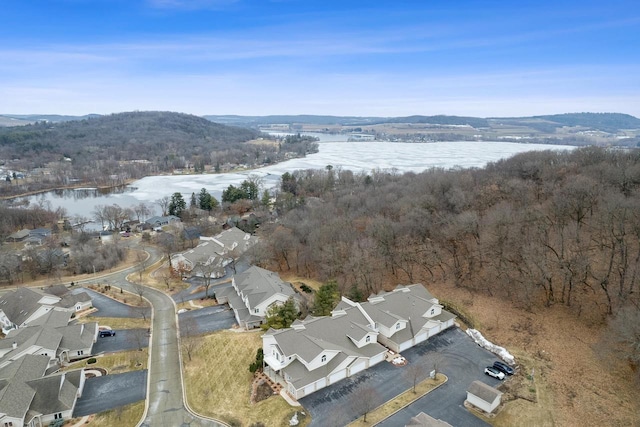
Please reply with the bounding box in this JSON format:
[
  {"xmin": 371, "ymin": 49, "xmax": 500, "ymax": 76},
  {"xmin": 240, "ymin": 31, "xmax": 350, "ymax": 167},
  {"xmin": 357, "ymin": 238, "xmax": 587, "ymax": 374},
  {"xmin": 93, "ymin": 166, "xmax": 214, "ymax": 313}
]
[
  {"xmin": 493, "ymin": 361, "xmax": 514, "ymax": 375},
  {"xmin": 484, "ymin": 366, "xmax": 505, "ymax": 380},
  {"xmin": 99, "ymin": 330, "xmax": 116, "ymax": 337}
]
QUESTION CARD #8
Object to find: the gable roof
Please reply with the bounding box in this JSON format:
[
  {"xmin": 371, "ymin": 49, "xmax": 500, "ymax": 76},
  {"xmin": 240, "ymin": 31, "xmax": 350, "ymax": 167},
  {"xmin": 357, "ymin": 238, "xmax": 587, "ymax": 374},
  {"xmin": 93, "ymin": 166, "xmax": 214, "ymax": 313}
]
[
  {"xmin": 234, "ymin": 266, "xmax": 295, "ymax": 309},
  {"xmin": 0, "ymin": 287, "xmax": 60, "ymax": 326},
  {"xmin": 7, "ymin": 229, "xmax": 31, "ymax": 240},
  {"xmin": 213, "ymin": 227, "xmax": 257, "ymax": 252},
  {"xmin": 467, "ymin": 380, "xmax": 502, "ymax": 403},
  {"xmin": 406, "ymin": 412, "xmax": 453, "ymax": 427},
  {"xmin": 0, "ymin": 354, "xmax": 49, "ymax": 418}
]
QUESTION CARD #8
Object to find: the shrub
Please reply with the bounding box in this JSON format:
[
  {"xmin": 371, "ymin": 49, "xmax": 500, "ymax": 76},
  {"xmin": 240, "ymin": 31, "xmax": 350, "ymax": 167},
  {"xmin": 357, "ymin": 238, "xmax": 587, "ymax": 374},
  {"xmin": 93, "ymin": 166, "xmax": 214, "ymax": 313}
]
[
  {"xmin": 300, "ymin": 283, "xmax": 313, "ymax": 293},
  {"xmin": 87, "ymin": 358, "xmax": 97, "ymax": 364}
]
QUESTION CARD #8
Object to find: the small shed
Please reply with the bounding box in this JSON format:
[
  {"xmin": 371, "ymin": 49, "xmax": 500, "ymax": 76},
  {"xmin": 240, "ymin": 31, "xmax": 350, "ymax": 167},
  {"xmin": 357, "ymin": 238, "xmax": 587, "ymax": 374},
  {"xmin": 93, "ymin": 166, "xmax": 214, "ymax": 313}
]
[
  {"xmin": 466, "ymin": 380, "xmax": 502, "ymax": 413},
  {"xmin": 405, "ymin": 412, "xmax": 453, "ymax": 427}
]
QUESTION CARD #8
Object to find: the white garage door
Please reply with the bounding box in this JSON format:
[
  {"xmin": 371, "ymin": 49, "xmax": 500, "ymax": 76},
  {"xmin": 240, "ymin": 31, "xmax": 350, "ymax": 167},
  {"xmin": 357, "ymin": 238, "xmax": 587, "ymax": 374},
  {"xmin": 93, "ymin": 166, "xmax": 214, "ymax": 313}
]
[
  {"xmin": 303, "ymin": 383, "xmax": 316, "ymax": 396},
  {"xmin": 370, "ymin": 353, "xmax": 385, "ymax": 366},
  {"xmin": 415, "ymin": 332, "xmax": 428, "ymax": 344},
  {"xmin": 399, "ymin": 340, "xmax": 413, "ymax": 352},
  {"xmin": 329, "ymin": 369, "xmax": 347, "ymax": 384},
  {"xmin": 349, "ymin": 360, "xmax": 367, "ymax": 375}
]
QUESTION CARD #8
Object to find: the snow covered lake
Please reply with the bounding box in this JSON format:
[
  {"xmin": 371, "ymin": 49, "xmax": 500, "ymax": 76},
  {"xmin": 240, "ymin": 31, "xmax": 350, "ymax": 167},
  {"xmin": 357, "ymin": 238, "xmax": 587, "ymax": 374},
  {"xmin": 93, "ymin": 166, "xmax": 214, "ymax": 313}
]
[{"xmin": 20, "ymin": 139, "xmax": 575, "ymax": 221}]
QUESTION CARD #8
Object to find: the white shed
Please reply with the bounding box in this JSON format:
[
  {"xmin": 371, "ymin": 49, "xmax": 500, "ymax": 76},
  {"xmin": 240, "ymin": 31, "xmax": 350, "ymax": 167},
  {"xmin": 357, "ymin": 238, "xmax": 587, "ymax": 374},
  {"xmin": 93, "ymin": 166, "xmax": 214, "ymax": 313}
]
[{"xmin": 466, "ymin": 380, "xmax": 503, "ymax": 413}]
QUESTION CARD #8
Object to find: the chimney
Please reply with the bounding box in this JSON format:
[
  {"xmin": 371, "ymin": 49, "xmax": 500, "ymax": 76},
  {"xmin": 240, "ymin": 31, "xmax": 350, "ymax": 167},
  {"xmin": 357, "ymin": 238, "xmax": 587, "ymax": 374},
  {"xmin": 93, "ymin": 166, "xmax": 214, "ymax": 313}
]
[{"xmin": 12, "ymin": 342, "xmax": 17, "ymax": 350}]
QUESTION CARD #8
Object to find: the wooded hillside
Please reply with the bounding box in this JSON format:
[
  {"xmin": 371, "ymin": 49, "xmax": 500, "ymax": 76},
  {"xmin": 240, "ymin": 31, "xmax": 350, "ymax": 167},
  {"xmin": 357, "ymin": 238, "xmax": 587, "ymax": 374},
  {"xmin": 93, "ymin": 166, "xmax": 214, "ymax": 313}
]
[{"xmin": 257, "ymin": 147, "xmax": 640, "ymax": 383}]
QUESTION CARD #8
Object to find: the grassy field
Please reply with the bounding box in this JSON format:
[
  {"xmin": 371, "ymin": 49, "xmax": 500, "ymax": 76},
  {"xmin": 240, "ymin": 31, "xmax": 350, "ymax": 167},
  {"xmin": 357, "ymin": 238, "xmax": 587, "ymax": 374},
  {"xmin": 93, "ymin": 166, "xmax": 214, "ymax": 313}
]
[
  {"xmin": 77, "ymin": 316, "xmax": 150, "ymax": 330},
  {"xmin": 65, "ymin": 349, "xmax": 148, "ymax": 373},
  {"xmin": 347, "ymin": 374, "xmax": 446, "ymax": 426},
  {"xmin": 183, "ymin": 330, "xmax": 307, "ymax": 427}
]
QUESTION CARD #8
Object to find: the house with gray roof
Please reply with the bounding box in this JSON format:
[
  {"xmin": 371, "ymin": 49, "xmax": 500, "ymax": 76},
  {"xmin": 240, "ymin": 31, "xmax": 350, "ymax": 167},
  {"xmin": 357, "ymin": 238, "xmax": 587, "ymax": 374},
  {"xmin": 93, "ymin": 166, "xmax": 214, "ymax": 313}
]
[
  {"xmin": 262, "ymin": 284, "xmax": 455, "ymax": 399},
  {"xmin": 217, "ymin": 266, "xmax": 296, "ymax": 329},
  {"xmin": 0, "ymin": 354, "xmax": 85, "ymax": 427},
  {"xmin": 263, "ymin": 301, "xmax": 387, "ymax": 399},
  {"xmin": 171, "ymin": 227, "xmax": 258, "ymax": 279},
  {"xmin": 0, "ymin": 287, "xmax": 92, "ymax": 334},
  {"xmin": 356, "ymin": 284, "xmax": 456, "ymax": 353},
  {"xmin": 6, "ymin": 229, "xmax": 31, "ymax": 242},
  {"xmin": 145, "ymin": 215, "xmax": 181, "ymax": 229}
]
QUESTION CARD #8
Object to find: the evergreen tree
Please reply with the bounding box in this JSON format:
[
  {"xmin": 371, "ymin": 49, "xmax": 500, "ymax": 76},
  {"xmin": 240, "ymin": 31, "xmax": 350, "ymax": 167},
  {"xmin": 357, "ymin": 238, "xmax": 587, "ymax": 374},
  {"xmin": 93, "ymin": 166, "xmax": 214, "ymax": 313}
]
[
  {"xmin": 190, "ymin": 192, "xmax": 197, "ymax": 208},
  {"xmin": 168, "ymin": 192, "xmax": 186, "ymax": 216},
  {"xmin": 261, "ymin": 297, "xmax": 298, "ymax": 330},
  {"xmin": 313, "ymin": 280, "xmax": 341, "ymax": 316}
]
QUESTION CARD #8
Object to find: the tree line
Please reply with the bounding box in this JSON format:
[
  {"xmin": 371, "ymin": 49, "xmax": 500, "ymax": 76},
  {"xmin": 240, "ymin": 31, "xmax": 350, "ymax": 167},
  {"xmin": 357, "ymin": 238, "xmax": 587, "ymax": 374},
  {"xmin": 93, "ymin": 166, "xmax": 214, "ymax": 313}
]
[{"xmin": 252, "ymin": 147, "xmax": 640, "ymax": 375}]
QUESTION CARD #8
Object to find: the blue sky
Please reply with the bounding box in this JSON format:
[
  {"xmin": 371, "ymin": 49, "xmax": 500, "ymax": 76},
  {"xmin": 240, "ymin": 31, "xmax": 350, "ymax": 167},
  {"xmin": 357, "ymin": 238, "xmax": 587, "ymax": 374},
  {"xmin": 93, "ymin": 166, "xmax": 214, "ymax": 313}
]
[{"xmin": 1, "ymin": 0, "xmax": 639, "ymax": 117}]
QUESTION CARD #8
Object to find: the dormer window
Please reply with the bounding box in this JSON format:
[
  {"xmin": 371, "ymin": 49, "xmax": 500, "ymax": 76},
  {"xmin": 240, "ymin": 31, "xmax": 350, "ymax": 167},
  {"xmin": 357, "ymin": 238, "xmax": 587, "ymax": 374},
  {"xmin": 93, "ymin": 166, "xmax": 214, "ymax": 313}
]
[
  {"xmin": 396, "ymin": 323, "xmax": 401, "ymax": 330},
  {"xmin": 365, "ymin": 335, "xmax": 371, "ymax": 343},
  {"xmin": 430, "ymin": 308, "xmax": 435, "ymax": 315},
  {"xmin": 254, "ymin": 308, "xmax": 259, "ymax": 313},
  {"xmin": 321, "ymin": 354, "xmax": 327, "ymax": 363}
]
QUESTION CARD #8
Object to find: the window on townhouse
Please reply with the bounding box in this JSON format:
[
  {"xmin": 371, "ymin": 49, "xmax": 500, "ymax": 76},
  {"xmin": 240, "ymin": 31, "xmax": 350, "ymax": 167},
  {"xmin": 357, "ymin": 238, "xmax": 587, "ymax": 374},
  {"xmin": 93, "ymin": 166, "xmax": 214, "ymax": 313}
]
[
  {"xmin": 365, "ymin": 335, "xmax": 371, "ymax": 343},
  {"xmin": 321, "ymin": 354, "xmax": 326, "ymax": 363},
  {"xmin": 396, "ymin": 323, "xmax": 401, "ymax": 330},
  {"xmin": 54, "ymin": 413, "xmax": 62, "ymax": 420},
  {"xmin": 254, "ymin": 308, "xmax": 259, "ymax": 313},
  {"xmin": 77, "ymin": 350, "xmax": 83, "ymax": 356},
  {"xmin": 430, "ymin": 308, "xmax": 435, "ymax": 315}
]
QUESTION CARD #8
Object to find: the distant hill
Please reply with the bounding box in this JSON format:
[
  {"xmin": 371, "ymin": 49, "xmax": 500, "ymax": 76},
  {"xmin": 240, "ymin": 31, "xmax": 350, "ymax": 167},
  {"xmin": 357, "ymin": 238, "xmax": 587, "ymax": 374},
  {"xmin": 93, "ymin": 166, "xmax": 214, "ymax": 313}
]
[
  {"xmin": 2, "ymin": 113, "xmax": 102, "ymax": 123},
  {"xmin": 0, "ymin": 111, "xmax": 259, "ymax": 167},
  {"xmin": 204, "ymin": 114, "xmax": 490, "ymax": 127},
  {"xmin": 533, "ymin": 113, "xmax": 640, "ymax": 132}
]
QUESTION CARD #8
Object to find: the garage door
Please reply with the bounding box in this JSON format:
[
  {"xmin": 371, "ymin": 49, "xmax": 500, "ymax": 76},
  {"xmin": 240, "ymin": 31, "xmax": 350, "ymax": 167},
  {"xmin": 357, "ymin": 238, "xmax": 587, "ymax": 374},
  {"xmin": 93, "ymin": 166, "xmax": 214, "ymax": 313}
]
[
  {"xmin": 303, "ymin": 383, "xmax": 316, "ymax": 396},
  {"xmin": 399, "ymin": 340, "xmax": 413, "ymax": 352},
  {"xmin": 415, "ymin": 332, "xmax": 428, "ymax": 344},
  {"xmin": 329, "ymin": 369, "xmax": 347, "ymax": 384},
  {"xmin": 370, "ymin": 353, "xmax": 385, "ymax": 366},
  {"xmin": 349, "ymin": 360, "xmax": 367, "ymax": 375}
]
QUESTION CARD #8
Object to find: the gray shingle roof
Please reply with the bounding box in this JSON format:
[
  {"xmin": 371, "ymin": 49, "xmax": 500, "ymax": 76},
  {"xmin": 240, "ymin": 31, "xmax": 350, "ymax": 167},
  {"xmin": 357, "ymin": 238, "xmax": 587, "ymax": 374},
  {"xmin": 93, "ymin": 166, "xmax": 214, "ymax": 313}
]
[
  {"xmin": 0, "ymin": 354, "xmax": 49, "ymax": 418},
  {"xmin": 27, "ymin": 372, "xmax": 79, "ymax": 416},
  {"xmin": 58, "ymin": 323, "xmax": 97, "ymax": 353},
  {"xmin": 0, "ymin": 287, "xmax": 57, "ymax": 326},
  {"xmin": 467, "ymin": 380, "xmax": 502, "ymax": 403},
  {"xmin": 234, "ymin": 266, "xmax": 295, "ymax": 310},
  {"xmin": 406, "ymin": 412, "xmax": 453, "ymax": 427}
]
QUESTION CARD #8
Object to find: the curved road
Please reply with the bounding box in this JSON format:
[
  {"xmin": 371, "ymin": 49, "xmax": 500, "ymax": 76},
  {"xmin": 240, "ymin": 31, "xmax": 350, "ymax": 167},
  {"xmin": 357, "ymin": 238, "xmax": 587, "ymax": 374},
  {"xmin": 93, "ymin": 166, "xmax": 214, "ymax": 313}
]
[{"xmin": 77, "ymin": 245, "xmax": 224, "ymax": 427}]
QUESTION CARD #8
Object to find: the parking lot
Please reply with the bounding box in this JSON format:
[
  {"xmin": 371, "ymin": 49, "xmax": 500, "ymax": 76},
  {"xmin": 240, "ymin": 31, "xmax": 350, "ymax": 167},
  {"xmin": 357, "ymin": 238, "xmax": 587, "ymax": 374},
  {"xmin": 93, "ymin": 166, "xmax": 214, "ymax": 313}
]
[
  {"xmin": 73, "ymin": 370, "xmax": 147, "ymax": 417},
  {"xmin": 72, "ymin": 287, "xmax": 150, "ymax": 319},
  {"xmin": 92, "ymin": 328, "xmax": 150, "ymax": 353},
  {"xmin": 300, "ymin": 328, "xmax": 501, "ymax": 427},
  {"xmin": 178, "ymin": 304, "xmax": 236, "ymax": 335}
]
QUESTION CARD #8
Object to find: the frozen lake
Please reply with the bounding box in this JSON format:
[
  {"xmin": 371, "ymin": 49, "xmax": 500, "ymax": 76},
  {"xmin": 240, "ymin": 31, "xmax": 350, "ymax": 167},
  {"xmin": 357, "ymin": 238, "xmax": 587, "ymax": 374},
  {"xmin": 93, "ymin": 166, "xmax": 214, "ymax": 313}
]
[{"xmin": 21, "ymin": 139, "xmax": 575, "ymax": 222}]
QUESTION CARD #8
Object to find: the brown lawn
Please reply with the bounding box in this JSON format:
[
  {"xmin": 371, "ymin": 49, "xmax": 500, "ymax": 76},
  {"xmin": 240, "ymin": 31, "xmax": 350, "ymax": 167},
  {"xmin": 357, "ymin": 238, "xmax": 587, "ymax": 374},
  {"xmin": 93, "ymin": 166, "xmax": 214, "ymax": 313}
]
[
  {"xmin": 426, "ymin": 281, "xmax": 640, "ymax": 427},
  {"xmin": 182, "ymin": 330, "xmax": 307, "ymax": 427}
]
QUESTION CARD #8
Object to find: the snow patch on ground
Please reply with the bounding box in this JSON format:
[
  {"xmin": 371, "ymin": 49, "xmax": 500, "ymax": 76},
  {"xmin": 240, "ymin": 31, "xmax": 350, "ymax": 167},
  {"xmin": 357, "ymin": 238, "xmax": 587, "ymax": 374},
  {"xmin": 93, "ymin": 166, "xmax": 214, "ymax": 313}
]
[{"xmin": 466, "ymin": 328, "xmax": 515, "ymax": 365}]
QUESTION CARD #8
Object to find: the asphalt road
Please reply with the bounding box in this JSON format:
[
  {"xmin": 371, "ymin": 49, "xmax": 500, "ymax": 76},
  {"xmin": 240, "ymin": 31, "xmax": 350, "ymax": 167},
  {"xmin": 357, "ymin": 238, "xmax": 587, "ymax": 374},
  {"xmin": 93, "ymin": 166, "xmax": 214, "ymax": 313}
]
[
  {"xmin": 73, "ymin": 370, "xmax": 148, "ymax": 417},
  {"xmin": 301, "ymin": 328, "xmax": 500, "ymax": 427},
  {"xmin": 77, "ymin": 246, "xmax": 223, "ymax": 426},
  {"xmin": 92, "ymin": 328, "xmax": 150, "ymax": 353},
  {"xmin": 178, "ymin": 305, "xmax": 236, "ymax": 335}
]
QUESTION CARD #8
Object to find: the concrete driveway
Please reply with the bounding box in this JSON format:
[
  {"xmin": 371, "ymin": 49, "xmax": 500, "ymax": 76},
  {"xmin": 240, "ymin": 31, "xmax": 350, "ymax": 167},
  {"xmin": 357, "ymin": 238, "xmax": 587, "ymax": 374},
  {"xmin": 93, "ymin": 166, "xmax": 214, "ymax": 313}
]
[
  {"xmin": 178, "ymin": 304, "xmax": 236, "ymax": 335},
  {"xmin": 73, "ymin": 370, "xmax": 147, "ymax": 417},
  {"xmin": 73, "ymin": 287, "xmax": 151, "ymax": 319},
  {"xmin": 92, "ymin": 328, "xmax": 150, "ymax": 354},
  {"xmin": 300, "ymin": 328, "xmax": 501, "ymax": 427}
]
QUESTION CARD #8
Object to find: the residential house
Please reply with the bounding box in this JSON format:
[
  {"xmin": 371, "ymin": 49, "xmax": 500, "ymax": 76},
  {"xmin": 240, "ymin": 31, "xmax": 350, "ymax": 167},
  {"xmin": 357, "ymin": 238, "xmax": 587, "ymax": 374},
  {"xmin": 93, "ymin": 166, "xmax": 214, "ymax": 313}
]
[
  {"xmin": 0, "ymin": 287, "xmax": 92, "ymax": 334},
  {"xmin": 145, "ymin": 215, "xmax": 181, "ymax": 229},
  {"xmin": 0, "ymin": 310, "xmax": 97, "ymax": 369},
  {"xmin": 262, "ymin": 284, "xmax": 456, "ymax": 399},
  {"xmin": 0, "ymin": 354, "xmax": 86, "ymax": 427},
  {"xmin": 466, "ymin": 380, "xmax": 503, "ymax": 413},
  {"xmin": 170, "ymin": 227, "xmax": 258, "ymax": 278},
  {"xmin": 6, "ymin": 229, "xmax": 31, "ymax": 243},
  {"xmin": 217, "ymin": 266, "xmax": 296, "ymax": 329},
  {"xmin": 353, "ymin": 284, "xmax": 456, "ymax": 353},
  {"xmin": 263, "ymin": 301, "xmax": 387, "ymax": 399}
]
